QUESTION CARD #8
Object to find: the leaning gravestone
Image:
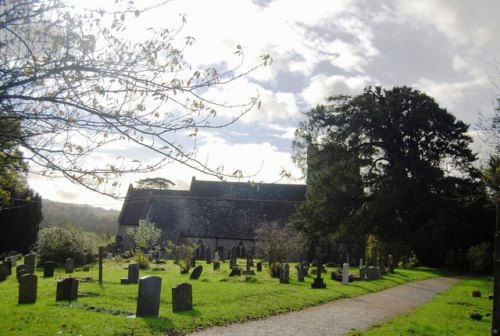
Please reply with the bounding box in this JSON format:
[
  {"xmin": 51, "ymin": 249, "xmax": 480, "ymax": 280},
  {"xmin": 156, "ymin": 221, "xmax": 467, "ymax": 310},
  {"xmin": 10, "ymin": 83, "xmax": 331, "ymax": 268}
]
[
  {"xmin": 279, "ymin": 263, "xmax": 289, "ymax": 284},
  {"xmin": 18, "ymin": 274, "xmax": 37, "ymax": 304},
  {"xmin": 43, "ymin": 261, "xmax": 55, "ymax": 277},
  {"xmin": 190, "ymin": 265, "xmax": 203, "ymax": 280},
  {"xmin": 136, "ymin": 276, "xmax": 162, "ymax": 317},
  {"xmin": 342, "ymin": 263, "xmax": 350, "ymax": 285},
  {"xmin": 65, "ymin": 258, "xmax": 74, "ymax": 273},
  {"xmin": 24, "ymin": 254, "xmax": 36, "ymax": 274},
  {"xmin": 172, "ymin": 282, "xmax": 193, "ymax": 312},
  {"xmin": 56, "ymin": 277, "xmax": 79, "ymax": 301}
]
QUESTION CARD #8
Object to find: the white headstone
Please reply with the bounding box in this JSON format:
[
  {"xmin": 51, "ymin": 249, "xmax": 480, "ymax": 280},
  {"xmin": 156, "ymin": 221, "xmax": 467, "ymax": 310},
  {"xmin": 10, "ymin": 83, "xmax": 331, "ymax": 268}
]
[
  {"xmin": 342, "ymin": 263, "xmax": 349, "ymax": 285},
  {"xmin": 214, "ymin": 251, "xmax": 220, "ymax": 263}
]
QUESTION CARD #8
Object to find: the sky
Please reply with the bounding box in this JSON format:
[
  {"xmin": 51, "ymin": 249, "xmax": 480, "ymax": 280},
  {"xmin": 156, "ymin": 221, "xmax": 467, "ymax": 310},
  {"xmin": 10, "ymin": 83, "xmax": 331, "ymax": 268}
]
[{"xmin": 27, "ymin": 0, "xmax": 500, "ymax": 210}]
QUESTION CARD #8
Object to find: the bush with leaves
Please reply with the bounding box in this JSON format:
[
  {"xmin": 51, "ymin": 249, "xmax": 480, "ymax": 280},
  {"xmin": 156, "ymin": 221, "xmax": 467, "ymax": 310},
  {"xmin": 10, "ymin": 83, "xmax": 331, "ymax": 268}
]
[
  {"xmin": 36, "ymin": 225, "xmax": 98, "ymax": 265},
  {"xmin": 165, "ymin": 240, "xmax": 197, "ymax": 274},
  {"xmin": 466, "ymin": 242, "xmax": 492, "ymax": 272},
  {"xmin": 126, "ymin": 220, "xmax": 162, "ymax": 252},
  {"xmin": 255, "ymin": 222, "xmax": 306, "ymax": 277}
]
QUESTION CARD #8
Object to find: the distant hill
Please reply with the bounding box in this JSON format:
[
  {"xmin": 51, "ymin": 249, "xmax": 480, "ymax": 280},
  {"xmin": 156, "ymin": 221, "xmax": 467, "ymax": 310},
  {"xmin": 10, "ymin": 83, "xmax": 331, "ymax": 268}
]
[{"xmin": 41, "ymin": 200, "xmax": 120, "ymax": 236}]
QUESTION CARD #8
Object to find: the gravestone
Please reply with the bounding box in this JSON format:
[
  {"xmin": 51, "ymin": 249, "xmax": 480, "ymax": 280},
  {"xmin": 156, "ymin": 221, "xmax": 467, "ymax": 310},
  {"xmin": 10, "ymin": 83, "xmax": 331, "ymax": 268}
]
[
  {"xmin": 279, "ymin": 263, "xmax": 289, "ymax": 284},
  {"xmin": 256, "ymin": 262, "xmax": 262, "ymax": 272},
  {"xmin": 18, "ymin": 274, "xmax": 37, "ymax": 304},
  {"xmin": 136, "ymin": 276, "xmax": 162, "ymax": 317},
  {"xmin": 190, "ymin": 258, "xmax": 196, "ymax": 268},
  {"xmin": 359, "ymin": 266, "xmax": 366, "ymax": 281},
  {"xmin": 229, "ymin": 245, "xmax": 237, "ymax": 269},
  {"xmin": 128, "ymin": 263, "xmax": 140, "ymax": 284},
  {"xmin": 56, "ymin": 277, "xmax": 79, "ymax": 301},
  {"xmin": 205, "ymin": 247, "xmax": 211, "ymax": 264},
  {"xmin": 296, "ymin": 263, "xmax": 305, "ymax": 282},
  {"xmin": 9, "ymin": 255, "xmax": 17, "ymax": 267},
  {"xmin": 65, "ymin": 258, "xmax": 74, "ymax": 273},
  {"xmin": 172, "ymin": 283, "xmax": 193, "ymax": 312},
  {"xmin": 2, "ymin": 261, "xmax": 12, "ymax": 275},
  {"xmin": 311, "ymin": 247, "xmax": 326, "ymax": 289},
  {"xmin": 24, "ymin": 254, "xmax": 36, "ymax": 274},
  {"xmin": 16, "ymin": 265, "xmax": 30, "ymax": 281},
  {"xmin": 43, "ymin": 261, "xmax": 55, "ymax": 277},
  {"xmin": 366, "ymin": 266, "xmax": 381, "ymax": 280},
  {"xmin": 190, "ymin": 265, "xmax": 203, "ymax": 280},
  {"xmin": 214, "ymin": 251, "xmax": 220, "ymax": 263},
  {"xmin": 197, "ymin": 240, "xmax": 205, "ymax": 260},
  {"xmin": 106, "ymin": 253, "xmax": 113, "ymax": 259},
  {"xmin": 387, "ymin": 254, "xmax": 395, "ymax": 273},
  {"xmin": 213, "ymin": 261, "xmax": 220, "ymax": 271},
  {"xmin": 228, "ymin": 267, "xmax": 241, "ymax": 277},
  {"xmin": 342, "ymin": 263, "xmax": 349, "ymax": 285},
  {"xmin": 242, "ymin": 254, "xmax": 255, "ymax": 275}
]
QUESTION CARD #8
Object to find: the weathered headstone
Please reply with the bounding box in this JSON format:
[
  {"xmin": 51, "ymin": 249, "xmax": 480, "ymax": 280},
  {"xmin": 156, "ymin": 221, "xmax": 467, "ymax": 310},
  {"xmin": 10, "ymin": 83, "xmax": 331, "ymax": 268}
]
[
  {"xmin": 256, "ymin": 262, "xmax": 262, "ymax": 272},
  {"xmin": 243, "ymin": 254, "xmax": 255, "ymax": 275},
  {"xmin": 24, "ymin": 254, "xmax": 36, "ymax": 274},
  {"xmin": 342, "ymin": 263, "xmax": 349, "ymax": 285},
  {"xmin": 205, "ymin": 247, "xmax": 211, "ymax": 264},
  {"xmin": 106, "ymin": 253, "xmax": 113, "ymax": 259},
  {"xmin": 214, "ymin": 251, "xmax": 220, "ymax": 263},
  {"xmin": 366, "ymin": 266, "xmax": 381, "ymax": 280},
  {"xmin": 229, "ymin": 245, "xmax": 237, "ymax": 269},
  {"xmin": 213, "ymin": 261, "xmax": 220, "ymax": 271},
  {"xmin": 56, "ymin": 277, "xmax": 79, "ymax": 302},
  {"xmin": 228, "ymin": 267, "xmax": 242, "ymax": 277},
  {"xmin": 2, "ymin": 261, "xmax": 12, "ymax": 275},
  {"xmin": 172, "ymin": 283, "xmax": 193, "ymax": 312},
  {"xmin": 311, "ymin": 247, "xmax": 326, "ymax": 289},
  {"xmin": 136, "ymin": 276, "xmax": 162, "ymax": 317},
  {"xmin": 128, "ymin": 263, "xmax": 140, "ymax": 284},
  {"xmin": 296, "ymin": 263, "xmax": 305, "ymax": 282},
  {"xmin": 387, "ymin": 254, "xmax": 395, "ymax": 273},
  {"xmin": 18, "ymin": 274, "xmax": 37, "ymax": 304},
  {"xmin": 16, "ymin": 265, "xmax": 30, "ymax": 281},
  {"xmin": 279, "ymin": 263, "xmax": 289, "ymax": 284},
  {"xmin": 43, "ymin": 261, "xmax": 55, "ymax": 277},
  {"xmin": 190, "ymin": 265, "xmax": 203, "ymax": 280},
  {"xmin": 9, "ymin": 255, "xmax": 17, "ymax": 267},
  {"xmin": 65, "ymin": 258, "xmax": 74, "ymax": 273}
]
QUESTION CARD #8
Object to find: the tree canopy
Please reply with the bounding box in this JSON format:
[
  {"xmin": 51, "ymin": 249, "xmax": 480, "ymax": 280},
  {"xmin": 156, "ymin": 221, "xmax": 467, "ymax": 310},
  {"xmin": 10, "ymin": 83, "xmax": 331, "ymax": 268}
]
[
  {"xmin": 0, "ymin": 0, "xmax": 271, "ymax": 196},
  {"xmin": 293, "ymin": 86, "xmax": 491, "ymax": 265}
]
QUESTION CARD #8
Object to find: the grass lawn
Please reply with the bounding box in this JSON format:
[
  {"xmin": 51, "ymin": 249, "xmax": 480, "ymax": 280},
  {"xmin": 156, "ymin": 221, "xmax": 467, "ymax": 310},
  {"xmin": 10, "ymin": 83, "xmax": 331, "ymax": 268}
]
[
  {"xmin": 1, "ymin": 258, "xmax": 444, "ymax": 336},
  {"xmin": 349, "ymin": 276, "xmax": 493, "ymax": 336}
]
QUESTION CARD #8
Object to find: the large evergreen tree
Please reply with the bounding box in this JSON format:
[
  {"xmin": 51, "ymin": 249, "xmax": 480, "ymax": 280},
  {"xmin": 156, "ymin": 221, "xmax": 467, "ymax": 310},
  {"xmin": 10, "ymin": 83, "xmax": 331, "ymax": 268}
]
[{"xmin": 293, "ymin": 86, "xmax": 491, "ymax": 265}]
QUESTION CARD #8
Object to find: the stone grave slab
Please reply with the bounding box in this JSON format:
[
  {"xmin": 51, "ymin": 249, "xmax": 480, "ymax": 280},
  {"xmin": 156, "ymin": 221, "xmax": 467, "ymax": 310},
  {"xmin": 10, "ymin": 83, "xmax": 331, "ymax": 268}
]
[
  {"xmin": 172, "ymin": 283, "xmax": 193, "ymax": 312},
  {"xmin": 136, "ymin": 276, "xmax": 162, "ymax": 317}
]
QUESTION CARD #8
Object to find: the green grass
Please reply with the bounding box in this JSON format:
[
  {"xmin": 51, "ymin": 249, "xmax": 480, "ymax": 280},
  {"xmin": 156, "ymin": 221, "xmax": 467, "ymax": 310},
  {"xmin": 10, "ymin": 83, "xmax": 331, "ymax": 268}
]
[
  {"xmin": 0, "ymin": 259, "xmax": 444, "ymax": 336},
  {"xmin": 349, "ymin": 276, "xmax": 493, "ymax": 336}
]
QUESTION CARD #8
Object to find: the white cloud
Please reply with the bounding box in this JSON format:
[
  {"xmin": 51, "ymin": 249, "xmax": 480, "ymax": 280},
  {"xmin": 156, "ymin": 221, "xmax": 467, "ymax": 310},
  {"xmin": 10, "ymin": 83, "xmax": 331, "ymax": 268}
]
[{"xmin": 302, "ymin": 74, "xmax": 372, "ymax": 108}]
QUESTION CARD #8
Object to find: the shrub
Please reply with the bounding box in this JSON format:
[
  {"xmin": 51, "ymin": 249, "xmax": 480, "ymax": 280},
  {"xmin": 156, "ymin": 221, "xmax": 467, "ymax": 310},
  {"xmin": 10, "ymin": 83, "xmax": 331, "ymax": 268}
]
[
  {"xmin": 466, "ymin": 242, "xmax": 491, "ymax": 272},
  {"xmin": 132, "ymin": 252, "xmax": 150, "ymax": 270},
  {"xmin": 165, "ymin": 240, "xmax": 197, "ymax": 274},
  {"xmin": 36, "ymin": 225, "xmax": 98, "ymax": 265}
]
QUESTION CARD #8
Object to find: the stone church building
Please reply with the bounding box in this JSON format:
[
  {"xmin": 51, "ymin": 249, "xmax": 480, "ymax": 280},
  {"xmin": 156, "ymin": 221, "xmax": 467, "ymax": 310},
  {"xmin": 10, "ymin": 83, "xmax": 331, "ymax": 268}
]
[{"xmin": 117, "ymin": 177, "xmax": 306, "ymax": 259}]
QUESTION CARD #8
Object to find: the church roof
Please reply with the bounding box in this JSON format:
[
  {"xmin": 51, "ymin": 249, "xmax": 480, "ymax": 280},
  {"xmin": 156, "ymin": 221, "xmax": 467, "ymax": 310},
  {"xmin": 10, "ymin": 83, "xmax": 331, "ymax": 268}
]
[{"xmin": 118, "ymin": 177, "xmax": 306, "ymax": 241}]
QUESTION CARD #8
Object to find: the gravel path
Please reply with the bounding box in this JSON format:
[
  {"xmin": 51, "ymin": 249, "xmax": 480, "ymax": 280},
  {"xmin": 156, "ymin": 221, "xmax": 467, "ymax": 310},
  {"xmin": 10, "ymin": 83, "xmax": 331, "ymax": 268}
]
[{"xmin": 188, "ymin": 276, "xmax": 459, "ymax": 336}]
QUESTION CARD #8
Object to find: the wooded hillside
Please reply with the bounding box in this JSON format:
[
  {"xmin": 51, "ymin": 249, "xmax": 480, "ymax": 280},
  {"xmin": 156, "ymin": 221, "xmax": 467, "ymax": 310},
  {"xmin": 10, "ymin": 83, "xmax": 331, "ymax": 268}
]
[{"xmin": 41, "ymin": 200, "xmax": 119, "ymax": 236}]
